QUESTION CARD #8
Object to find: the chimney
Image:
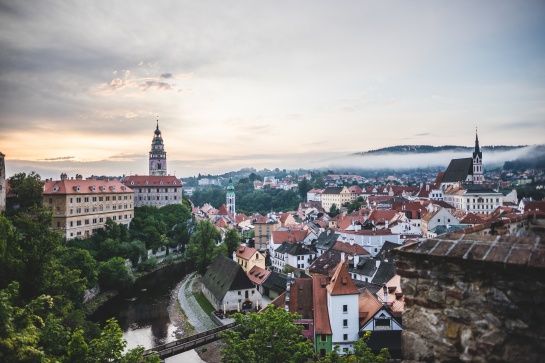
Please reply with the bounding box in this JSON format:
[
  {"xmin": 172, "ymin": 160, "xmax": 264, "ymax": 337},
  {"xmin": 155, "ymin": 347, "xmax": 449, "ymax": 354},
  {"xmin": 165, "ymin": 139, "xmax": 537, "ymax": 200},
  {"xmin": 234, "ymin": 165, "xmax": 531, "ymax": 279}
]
[
  {"xmin": 383, "ymin": 285, "xmax": 388, "ymax": 305},
  {"xmin": 341, "ymin": 252, "xmax": 345, "ymax": 262},
  {"xmin": 353, "ymin": 254, "xmax": 360, "ymax": 266},
  {"xmin": 232, "ymin": 250, "xmax": 237, "ymax": 262},
  {"xmin": 75, "ymin": 174, "xmax": 83, "ymax": 180},
  {"xmin": 60, "ymin": 173, "xmax": 68, "ymax": 180}
]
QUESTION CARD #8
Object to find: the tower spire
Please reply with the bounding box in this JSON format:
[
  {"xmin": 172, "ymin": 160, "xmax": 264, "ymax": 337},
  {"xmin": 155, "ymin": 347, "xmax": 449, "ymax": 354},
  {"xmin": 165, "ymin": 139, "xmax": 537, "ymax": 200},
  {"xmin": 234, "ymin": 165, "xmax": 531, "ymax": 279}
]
[
  {"xmin": 149, "ymin": 119, "xmax": 167, "ymax": 176},
  {"xmin": 472, "ymin": 127, "xmax": 483, "ymax": 184}
]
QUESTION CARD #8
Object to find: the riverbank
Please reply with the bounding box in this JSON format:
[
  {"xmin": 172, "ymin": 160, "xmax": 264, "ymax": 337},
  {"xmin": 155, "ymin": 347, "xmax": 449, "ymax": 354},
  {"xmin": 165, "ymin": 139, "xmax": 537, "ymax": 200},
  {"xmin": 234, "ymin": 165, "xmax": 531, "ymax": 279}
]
[{"xmin": 84, "ymin": 256, "xmax": 189, "ymax": 316}]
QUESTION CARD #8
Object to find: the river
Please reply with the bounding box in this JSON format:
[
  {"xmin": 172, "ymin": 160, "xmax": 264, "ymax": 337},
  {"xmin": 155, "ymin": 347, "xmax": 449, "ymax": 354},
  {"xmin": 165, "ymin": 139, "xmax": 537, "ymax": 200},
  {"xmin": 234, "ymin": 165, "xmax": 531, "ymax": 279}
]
[{"xmin": 89, "ymin": 262, "xmax": 192, "ymax": 351}]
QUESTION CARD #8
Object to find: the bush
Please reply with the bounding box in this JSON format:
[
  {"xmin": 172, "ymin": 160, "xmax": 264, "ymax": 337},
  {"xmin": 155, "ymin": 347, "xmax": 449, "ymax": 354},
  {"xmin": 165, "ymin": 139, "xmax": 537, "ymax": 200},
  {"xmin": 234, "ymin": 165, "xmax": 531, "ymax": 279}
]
[{"xmin": 139, "ymin": 256, "xmax": 157, "ymax": 272}]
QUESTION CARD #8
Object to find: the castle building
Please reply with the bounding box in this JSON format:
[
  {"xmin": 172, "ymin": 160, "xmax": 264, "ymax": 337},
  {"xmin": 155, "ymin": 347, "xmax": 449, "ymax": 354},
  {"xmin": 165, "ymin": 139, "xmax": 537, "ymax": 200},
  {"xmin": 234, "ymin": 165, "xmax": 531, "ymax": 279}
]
[
  {"xmin": 123, "ymin": 175, "xmax": 182, "ymax": 208},
  {"xmin": 43, "ymin": 174, "xmax": 134, "ymax": 240},
  {"xmin": 0, "ymin": 152, "xmax": 5, "ymax": 212},
  {"xmin": 149, "ymin": 121, "xmax": 167, "ymax": 176},
  {"xmin": 123, "ymin": 121, "xmax": 183, "ymax": 207},
  {"xmin": 226, "ymin": 178, "xmax": 236, "ymax": 217}
]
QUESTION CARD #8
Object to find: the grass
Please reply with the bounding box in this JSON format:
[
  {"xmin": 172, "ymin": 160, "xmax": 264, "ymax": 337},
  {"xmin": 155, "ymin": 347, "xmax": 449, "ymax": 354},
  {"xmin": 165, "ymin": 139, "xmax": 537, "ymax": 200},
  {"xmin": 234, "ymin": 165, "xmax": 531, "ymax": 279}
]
[{"xmin": 194, "ymin": 291, "xmax": 216, "ymax": 316}]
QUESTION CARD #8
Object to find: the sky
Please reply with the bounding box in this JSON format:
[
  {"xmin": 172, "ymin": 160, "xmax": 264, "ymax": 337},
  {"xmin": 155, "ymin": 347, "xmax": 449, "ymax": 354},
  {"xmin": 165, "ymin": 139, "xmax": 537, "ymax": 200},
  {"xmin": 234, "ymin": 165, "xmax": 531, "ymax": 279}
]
[{"xmin": 1, "ymin": 1, "xmax": 544, "ymax": 179}]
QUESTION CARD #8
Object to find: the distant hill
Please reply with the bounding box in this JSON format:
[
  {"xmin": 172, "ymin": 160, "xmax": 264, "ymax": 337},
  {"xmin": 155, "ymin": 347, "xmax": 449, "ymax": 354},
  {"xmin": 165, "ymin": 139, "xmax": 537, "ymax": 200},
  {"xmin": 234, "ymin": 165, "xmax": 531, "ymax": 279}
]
[{"xmin": 353, "ymin": 145, "xmax": 526, "ymax": 155}]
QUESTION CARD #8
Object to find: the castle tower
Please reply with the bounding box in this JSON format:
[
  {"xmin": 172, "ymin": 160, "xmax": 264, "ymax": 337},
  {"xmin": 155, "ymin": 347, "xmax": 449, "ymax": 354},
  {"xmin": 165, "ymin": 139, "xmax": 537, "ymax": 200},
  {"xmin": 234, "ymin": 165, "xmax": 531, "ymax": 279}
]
[
  {"xmin": 0, "ymin": 152, "xmax": 5, "ymax": 212},
  {"xmin": 226, "ymin": 178, "xmax": 236, "ymax": 217},
  {"xmin": 149, "ymin": 120, "xmax": 167, "ymax": 176},
  {"xmin": 472, "ymin": 128, "xmax": 483, "ymax": 184}
]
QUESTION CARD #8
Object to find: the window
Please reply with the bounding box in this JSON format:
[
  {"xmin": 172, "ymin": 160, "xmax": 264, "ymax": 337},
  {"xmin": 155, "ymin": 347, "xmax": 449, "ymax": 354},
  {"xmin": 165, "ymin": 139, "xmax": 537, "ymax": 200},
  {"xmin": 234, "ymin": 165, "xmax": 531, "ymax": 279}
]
[
  {"xmin": 56, "ymin": 221, "xmax": 60, "ymax": 227},
  {"xmin": 343, "ymin": 305, "xmax": 348, "ymax": 313},
  {"xmin": 85, "ymin": 219, "xmax": 89, "ymax": 225},
  {"xmin": 343, "ymin": 334, "xmax": 348, "ymax": 341},
  {"xmin": 70, "ymin": 209, "xmax": 73, "ymax": 215},
  {"xmin": 92, "ymin": 218, "xmax": 97, "ymax": 223},
  {"xmin": 343, "ymin": 319, "xmax": 348, "ymax": 327},
  {"xmin": 70, "ymin": 198, "xmax": 73, "ymax": 203},
  {"xmin": 320, "ymin": 349, "xmax": 326, "ymax": 357},
  {"xmin": 70, "ymin": 221, "xmax": 73, "ymax": 227},
  {"xmin": 320, "ymin": 335, "xmax": 327, "ymax": 342},
  {"xmin": 76, "ymin": 208, "xmax": 81, "ymax": 213},
  {"xmin": 99, "ymin": 217, "xmax": 104, "ymax": 223},
  {"xmin": 106, "ymin": 196, "xmax": 110, "ymax": 201},
  {"xmin": 99, "ymin": 197, "xmax": 103, "ymax": 201},
  {"xmin": 375, "ymin": 318, "xmax": 391, "ymax": 330},
  {"xmin": 84, "ymin": 197, "xmax": 89, "ymax": 202},
  {"xmin": 92, "ymin": 197, "xmax": 97, "ymax": 202},
  {"xmin": 76, "ymin": 221, "xmax": 81, "ymax": 226},
  {"xmin": 84, "ymin": 208, "xmax": 89, "ymax": 213},
  {"xmin": 113, "ymin": 196, "xmax": 116, "ymax": 201}
]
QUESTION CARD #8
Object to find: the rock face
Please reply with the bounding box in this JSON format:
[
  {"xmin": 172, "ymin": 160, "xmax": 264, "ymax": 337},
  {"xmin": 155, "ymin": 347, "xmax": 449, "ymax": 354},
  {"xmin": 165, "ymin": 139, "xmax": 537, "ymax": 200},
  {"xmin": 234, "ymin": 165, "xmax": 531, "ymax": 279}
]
[{"xmin": 394, "ymin": 234, "xmax": 545, "ymax": 363}]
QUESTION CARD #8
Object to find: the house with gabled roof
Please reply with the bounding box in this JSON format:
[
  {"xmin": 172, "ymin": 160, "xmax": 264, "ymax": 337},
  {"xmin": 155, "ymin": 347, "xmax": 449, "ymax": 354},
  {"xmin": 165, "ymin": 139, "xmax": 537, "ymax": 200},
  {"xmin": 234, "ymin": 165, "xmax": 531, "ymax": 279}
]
[
  {"xmin": 253, "ymin": 213, "xmax": 279, "ymax": 252},
  {"xmin": 421, "ymin": 206, "xmax": 459, "ymax": 237},
  {"xmin": 201, "ymin": 254, "xmax": 262, "ymax": 312},
  {"xmin": 233, "ymin": 245, "xmax": 265, "ymax": 272},
  {"xmin": 271, "ymin": 241, "xmax": 317, "ymax": 273},
  {"xmin": 322, "ymin": 186, "xmax": 351, "ymax": 213},
  {"xmin": 247, "ymin": 265, "xmax": 271, "ymax": 296},
  {"xmin": 359, "ymin": 288, "xmax": 403, "ymax": 359},
  {"xmin": 269, "ymin": 227, "xmax": 316, "ymax": 255}
]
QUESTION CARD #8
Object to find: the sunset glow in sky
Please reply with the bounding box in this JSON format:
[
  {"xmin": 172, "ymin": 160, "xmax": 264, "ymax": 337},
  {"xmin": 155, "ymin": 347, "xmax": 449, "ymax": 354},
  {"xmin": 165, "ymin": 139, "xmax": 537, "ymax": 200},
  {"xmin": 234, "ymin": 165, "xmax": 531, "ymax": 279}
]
[{"xmin": 1, "ymin": 1, "xmax": 544, "ymax": 178}]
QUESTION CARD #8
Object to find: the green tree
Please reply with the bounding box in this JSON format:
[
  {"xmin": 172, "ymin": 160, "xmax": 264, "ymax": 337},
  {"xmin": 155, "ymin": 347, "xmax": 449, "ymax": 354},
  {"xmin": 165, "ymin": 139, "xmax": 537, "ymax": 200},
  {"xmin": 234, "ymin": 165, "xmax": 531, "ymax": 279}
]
[
  {"xmin": 329, "ymin": 203, "xmax": 340, "ymax": 217},
  {"xmin": 224, "ymin": 227, "xmax": 241, "ymax": 257},
  {"xmin": 298, "ymin": 178, "xmax": 313, "ymax": 199},
  {"xmin": 187, "ymin": 220, "xmax": 221, "ymax": 275},
  {"xmin": 97, "ymin": 257, "xmax": 134, "ymax": 291},
  {"xmin": 57, "ymin": 247, "xmax": 98, "ymax": 287},
  {"xmin": 321, "ymin": 331, "xmax": 390, "ymax": 363},
  {"xmin": 220, "ymin": 306, "xmax": 314, "ymax": 363},
  {"xmin": 7, "ymin": 171, "xmax": 43, "ymax": 211},
  {"xmin": 2, "ymin": 206, "xmax": 62, "ymax": 300}
]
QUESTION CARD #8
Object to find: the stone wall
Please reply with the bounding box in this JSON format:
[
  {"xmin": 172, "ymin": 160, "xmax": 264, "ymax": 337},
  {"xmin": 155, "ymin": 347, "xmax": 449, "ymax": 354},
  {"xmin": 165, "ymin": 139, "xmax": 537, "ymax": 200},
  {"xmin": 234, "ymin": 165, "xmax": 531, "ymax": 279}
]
[{"xmin": 394, "ymin": 234, "xmax": 545, "ymax": 363}]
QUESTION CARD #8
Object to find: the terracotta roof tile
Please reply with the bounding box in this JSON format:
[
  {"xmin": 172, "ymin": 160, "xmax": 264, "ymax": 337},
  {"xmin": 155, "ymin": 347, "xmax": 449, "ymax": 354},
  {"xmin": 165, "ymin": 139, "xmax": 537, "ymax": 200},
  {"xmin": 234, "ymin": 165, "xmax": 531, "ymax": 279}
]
[
  {"xmin": 312, "ymin": 274, "xmax": 332, "ymax": 335},
  {"xmin": 327, "ymin": 262, "xmax": 359, "ymax": 296}
]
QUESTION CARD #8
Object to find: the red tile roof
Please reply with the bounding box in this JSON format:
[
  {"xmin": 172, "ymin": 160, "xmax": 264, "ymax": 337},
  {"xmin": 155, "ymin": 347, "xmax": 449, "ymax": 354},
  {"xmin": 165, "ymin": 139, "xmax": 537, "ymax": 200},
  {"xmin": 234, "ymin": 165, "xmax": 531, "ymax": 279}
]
[
  {"xmin": 236, "ymin": 245, "xmax": 259, "ymax": 260},
  {"xmin": 123, "ymin": 175, "xmax": 180, "ymax": 186},
  {"xmin": 359, "ymin": 289, "xmax": 383, "ymax": 327},
  {"xmin": 247, "ymin": 265, "xmax": 271, "ymax": 285},
  {"xmin": 327, "ymin": 262, "xmax": 359, "ymax": 296},
  {"xmin": 332, "ymin": 241, "xmax": 370, "ymax": 255},
  {"xmin": 271, "ymin": 228, "xmax": 309, "ymax": 244},
  {"xmin": 43, "ymin": 179, "xmax": 132, "ymax": 195},
  {"xmin": 312, "ymin": 274, "xmax": 332, "ymax": 335}
]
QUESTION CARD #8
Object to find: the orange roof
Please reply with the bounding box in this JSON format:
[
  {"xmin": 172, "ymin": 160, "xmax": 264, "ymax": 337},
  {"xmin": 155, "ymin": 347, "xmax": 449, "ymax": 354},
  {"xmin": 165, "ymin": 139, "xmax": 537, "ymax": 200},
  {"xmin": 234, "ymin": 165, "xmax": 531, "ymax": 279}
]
[
  {"xmin": 214, "ymin": 216, "xmax": 229, "ymax": 228},
  {"xmin": 43, "ymin": 179, "xmax": 132, "ymax": 195},
  {"xmin": 459, "ymin": 212, "xmax": 485, "ymax": 225},
  {"xmin": 359, "ymin": 289, "xmax": 383, "ymax": 327},
  {"xmin": 236, "ymin": 245, "xmax": 259, "ymax": 260},
  {"xmin": 312, "ymin": 274, "xmax": 332, "ymax": 335},
  {"xmin": 123, "ymin": 175, "xmax": 180, "ymax": 186},
  {"xmin": 327, "ymin": 262, "xmax": 359, "ymax": 296},
  {"xmin": 376, "ymin": 275, "xmax": 404, "ymax": 313},
  {"xmin": 247, "ymin": 265, "xmax": 271, "ymax": 285},
  {"xmin": 368, "ymin": 209, "xmax": 398, "ymax": 223},
  {"xmin": 332, "ymin": 241, "xmax": 370, "ymax": 255},
  {"xmin": 271, "ymin": 228, "xmax": 308, "ymax": 244}
]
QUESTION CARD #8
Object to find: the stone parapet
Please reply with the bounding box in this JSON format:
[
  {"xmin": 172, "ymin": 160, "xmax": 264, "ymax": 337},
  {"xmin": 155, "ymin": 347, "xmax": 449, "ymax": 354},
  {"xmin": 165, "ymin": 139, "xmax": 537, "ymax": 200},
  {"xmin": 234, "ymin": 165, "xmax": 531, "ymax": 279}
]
[{"xmin": 394, "ymin": 234, "xmax": 545, "ymax": 362}]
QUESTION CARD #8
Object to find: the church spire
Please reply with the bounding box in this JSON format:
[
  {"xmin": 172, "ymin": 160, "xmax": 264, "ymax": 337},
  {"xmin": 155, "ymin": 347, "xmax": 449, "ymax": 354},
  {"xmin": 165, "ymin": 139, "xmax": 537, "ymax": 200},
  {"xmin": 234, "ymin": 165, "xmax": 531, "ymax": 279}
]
[
  {"xmin": 226, "ymin": 178, "xmax": 236, "ymax": 217},
  {"xmin": 472, "ymin": 127, "xmax": 483, "ymax": 184}
]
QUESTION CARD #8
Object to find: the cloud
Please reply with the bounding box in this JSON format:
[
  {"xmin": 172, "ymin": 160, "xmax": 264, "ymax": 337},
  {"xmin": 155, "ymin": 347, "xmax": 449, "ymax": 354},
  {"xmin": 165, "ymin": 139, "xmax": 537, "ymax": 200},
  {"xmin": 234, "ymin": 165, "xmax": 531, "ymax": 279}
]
[
  {"xmin": 40, "ymin": 156, "xmax": 76, "ymax": 161},
  {"xmin": 138, "ymin": 80, "xmax": 172, "ymax": 91},
  {"xmin": 415, "ymin": 133, "xmax": 430, "ymax": 137},
  {"xmin": 160, "ymin": 73, "xmax": 173, "ymax": 79}
]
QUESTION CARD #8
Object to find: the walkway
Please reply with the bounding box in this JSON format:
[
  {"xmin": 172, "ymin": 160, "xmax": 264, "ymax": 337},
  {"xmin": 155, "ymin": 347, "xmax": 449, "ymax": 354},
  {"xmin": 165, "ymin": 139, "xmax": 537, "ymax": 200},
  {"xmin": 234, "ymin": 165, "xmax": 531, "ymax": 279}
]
[{"xmin": 177, "ymin": 272, "xmax": 218, "ymax": 332}]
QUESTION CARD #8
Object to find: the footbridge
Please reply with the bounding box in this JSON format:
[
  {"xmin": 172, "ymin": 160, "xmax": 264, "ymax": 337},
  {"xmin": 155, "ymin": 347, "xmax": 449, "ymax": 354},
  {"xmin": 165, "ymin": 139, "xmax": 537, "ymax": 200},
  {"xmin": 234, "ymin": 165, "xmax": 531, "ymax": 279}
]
[{"xmin": 143, "ymin": 322, "xmax": 237, "ymax": 360}]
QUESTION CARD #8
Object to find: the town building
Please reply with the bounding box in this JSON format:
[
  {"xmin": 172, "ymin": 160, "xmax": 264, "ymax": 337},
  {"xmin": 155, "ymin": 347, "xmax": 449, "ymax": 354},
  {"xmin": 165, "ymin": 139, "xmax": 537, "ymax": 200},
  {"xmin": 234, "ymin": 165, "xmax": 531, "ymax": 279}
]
[
  {"xmin": 321, "ymin": 186, "xmax": 351, "ymax": 212},
  {"xmin": 201, "ymin": 254, "xmax": 262, "ymax": 312},
  {"xmin": 0, "ymin": 152, "xmax": 5, "ymax": 212},
  {"xmin": 42, "ymin": 174, "xmax": 134, "ymax": 240},
  {"xmin": 149, "ymin": 121, "xmax": 167, "ymax": 176},
  {"xmin": 123, "ymin": 175, "xmax": 182, "ymax": 208},
  {"xmin": 253, "ymin": 214, "xmax": 279, "ymax": 252},
  {"xmin": 233, "ymin": 245, "xmax": 265, "ymax": 272}
]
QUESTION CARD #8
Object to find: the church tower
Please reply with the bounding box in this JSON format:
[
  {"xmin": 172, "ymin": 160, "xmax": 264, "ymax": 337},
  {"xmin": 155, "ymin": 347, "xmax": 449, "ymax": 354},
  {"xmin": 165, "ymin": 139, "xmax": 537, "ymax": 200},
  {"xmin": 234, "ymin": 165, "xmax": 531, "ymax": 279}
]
[
  {"xmin": 472, "ymin": 128, "xmax": 483, "ymax": 184},
  {"xmin": 149, "ymin": 121, "xmax": 167, "ymax": 176},
  {"xmin": 226, "ymin": 178, "xmax": 236, "ymax": 217}
]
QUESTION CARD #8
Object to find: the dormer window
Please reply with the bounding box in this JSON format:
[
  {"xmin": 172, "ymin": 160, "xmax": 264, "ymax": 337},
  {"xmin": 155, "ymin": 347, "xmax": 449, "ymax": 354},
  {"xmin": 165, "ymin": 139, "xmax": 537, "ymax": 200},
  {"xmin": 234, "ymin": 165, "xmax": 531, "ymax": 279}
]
[
  {"xmin": 121, "ymin": 186, "xmax": 126, "ymax": 191},
  {"xmin": 159, "ymin": 180, "xmax": 163, "ymax": 185},
  {"xmin": 73, "ymin": 186, "xmax": 80, "ymax": 192},
  {"xmin": 145, "ymin": 181, "xmax": 149, "ymax": 185},
  {"xmin": 173, "ymin": 181, "xmax": 177, "ymax": 185},
  {"xmin": 130, "ymin": 181, "xmax": 134, "ymax": 185},
  {"xmin": 99, "ymin": 186, "xmax": 106, "ymax": 191},
  {"xmin": 90, "ymin": 186, "xmax": 96, "ymax": 191},
  {"xmin": 53, "ymin": 186, "xmax": 59, "ymax": 192},
  {"xmin": 110, "ymin": 186, "xmax": 116, "ymax": 191}
]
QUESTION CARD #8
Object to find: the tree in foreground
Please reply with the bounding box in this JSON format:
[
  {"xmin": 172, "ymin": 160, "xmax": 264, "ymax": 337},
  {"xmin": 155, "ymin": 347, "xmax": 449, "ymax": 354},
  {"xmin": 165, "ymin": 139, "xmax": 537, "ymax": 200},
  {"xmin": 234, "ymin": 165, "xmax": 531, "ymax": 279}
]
[
  {"xmin": 321, "ymin": 331, "xmax": 390, "ymax": 363},
  {"xmin": 0, "ymin": 282, "xmax": 161, "ymax": 363},
  {"xmin": 220, "ymin": 305, "xmax": 314, "ymax": 363}
]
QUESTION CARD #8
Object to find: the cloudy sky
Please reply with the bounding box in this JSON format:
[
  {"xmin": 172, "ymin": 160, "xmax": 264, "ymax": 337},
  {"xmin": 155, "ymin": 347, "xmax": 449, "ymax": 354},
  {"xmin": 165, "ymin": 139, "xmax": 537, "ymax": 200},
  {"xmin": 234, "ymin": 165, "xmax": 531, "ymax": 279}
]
[{"xmin": 1, "ymin": 1, "xmax": 544, "ymax": 179}]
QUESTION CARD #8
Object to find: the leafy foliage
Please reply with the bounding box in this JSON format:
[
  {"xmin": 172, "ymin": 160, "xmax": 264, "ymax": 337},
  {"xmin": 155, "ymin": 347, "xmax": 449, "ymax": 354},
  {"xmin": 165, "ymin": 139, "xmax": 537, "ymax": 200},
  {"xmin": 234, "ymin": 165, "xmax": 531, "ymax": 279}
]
[
  {"xmin": 220, "ymin": 306, "xmax": 314, "ymax": 363},
  {"xmin": 321, "ymin": 331, "xmax": 390, "ymax": 363},
  {"xmin": 224, "ymin": 227, "xmax": 242, "ymax": 257},
  {"xmin": 187, "ymin": 220, "xmax": 221, "ymax": 274},
  {"xmin": 97, "ymin": 257, "xmax": 135, "ymax": 291},
  {"xmin": 7, "ymin": 171, "xmax": 43, "ymax": 211}
]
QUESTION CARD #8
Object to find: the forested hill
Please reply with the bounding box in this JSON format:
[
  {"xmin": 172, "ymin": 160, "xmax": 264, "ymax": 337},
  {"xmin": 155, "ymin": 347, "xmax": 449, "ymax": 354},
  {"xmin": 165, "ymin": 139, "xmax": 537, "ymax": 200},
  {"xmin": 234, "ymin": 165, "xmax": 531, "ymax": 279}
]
[{"xmin": 353, "ymin": 145, "xmax": 526, "ymax": 155}]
